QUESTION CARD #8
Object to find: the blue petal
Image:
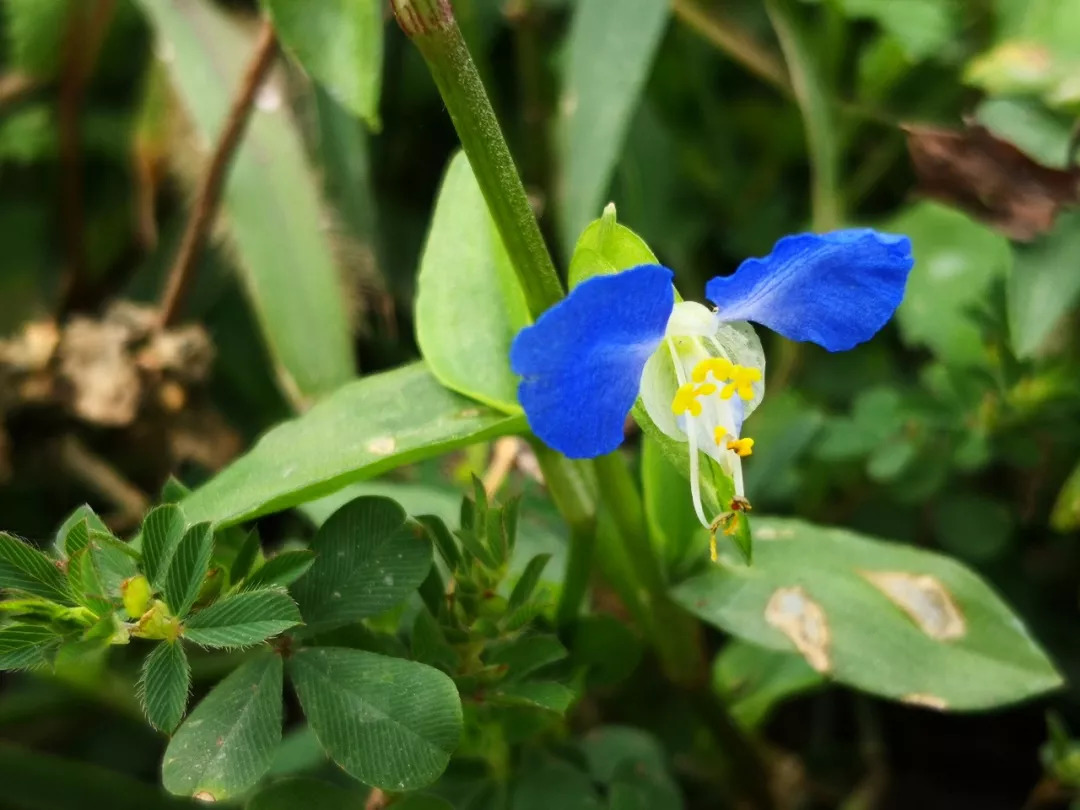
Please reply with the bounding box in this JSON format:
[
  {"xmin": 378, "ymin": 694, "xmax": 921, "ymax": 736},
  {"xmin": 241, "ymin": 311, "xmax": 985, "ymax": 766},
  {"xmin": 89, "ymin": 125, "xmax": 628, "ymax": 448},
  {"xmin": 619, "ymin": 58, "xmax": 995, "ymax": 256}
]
[
  {"xmin": 510, "ymin": 265, "xmax": 674, "ymax": 458},
  {"xmin": 706, "ymin": 229, "xmax": 914, "ymax": 351}
]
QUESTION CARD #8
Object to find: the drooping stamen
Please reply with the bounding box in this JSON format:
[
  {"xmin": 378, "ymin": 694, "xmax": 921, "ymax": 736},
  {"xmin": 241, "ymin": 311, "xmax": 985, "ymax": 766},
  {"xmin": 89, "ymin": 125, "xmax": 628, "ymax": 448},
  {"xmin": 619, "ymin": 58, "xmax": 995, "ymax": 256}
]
[{"xmin": 720, "ymin": 365, "xmax": 762, "ymax": 401}]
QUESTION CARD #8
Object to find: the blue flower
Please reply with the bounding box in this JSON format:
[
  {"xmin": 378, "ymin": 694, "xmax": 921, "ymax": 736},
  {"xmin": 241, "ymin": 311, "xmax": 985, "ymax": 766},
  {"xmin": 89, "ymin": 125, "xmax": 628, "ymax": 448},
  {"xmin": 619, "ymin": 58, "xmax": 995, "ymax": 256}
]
[{"xmin": 511, "ymin": 229, "xmax": 913, "ymax": 536}]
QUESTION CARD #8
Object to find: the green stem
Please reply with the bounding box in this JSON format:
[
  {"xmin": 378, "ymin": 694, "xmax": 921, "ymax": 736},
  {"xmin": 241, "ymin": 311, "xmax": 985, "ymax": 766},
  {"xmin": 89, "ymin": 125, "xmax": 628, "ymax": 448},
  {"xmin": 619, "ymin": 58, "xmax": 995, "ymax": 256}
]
[{"xmin": 391, "ymin": 0, "xmax": 564, "ymax": 319}]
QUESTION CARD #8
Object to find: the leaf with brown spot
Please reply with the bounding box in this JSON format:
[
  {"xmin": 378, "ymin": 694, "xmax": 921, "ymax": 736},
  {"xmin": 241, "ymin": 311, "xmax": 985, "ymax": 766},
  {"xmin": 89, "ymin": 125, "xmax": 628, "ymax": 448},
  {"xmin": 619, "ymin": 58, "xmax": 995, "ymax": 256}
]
[
  {"xmin": 672, "ymin": 518, "xmax": 1062, "ymax": 711},
  {"xmin": 904, "ymin": 121, "xmax": 1080, "ymax": 241},
  {"xmin": 764, "ymin": 587, "xmax": 831, "ymax": 674},
  {"xmin": 861, "ymin": 571, "xmax": 965, "ymax": 641}
]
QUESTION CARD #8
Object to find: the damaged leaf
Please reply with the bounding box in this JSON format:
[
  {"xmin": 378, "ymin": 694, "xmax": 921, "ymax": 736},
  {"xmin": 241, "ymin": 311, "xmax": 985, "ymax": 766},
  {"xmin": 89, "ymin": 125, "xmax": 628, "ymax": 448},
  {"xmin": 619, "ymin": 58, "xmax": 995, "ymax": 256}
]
[
  {"xmin": 671, "ymin": 518, "xmax": 1062, "ymax": 711},
  {"xmin": 904, "ymin": 121, "xmax": 1080, "ymax": 241}
]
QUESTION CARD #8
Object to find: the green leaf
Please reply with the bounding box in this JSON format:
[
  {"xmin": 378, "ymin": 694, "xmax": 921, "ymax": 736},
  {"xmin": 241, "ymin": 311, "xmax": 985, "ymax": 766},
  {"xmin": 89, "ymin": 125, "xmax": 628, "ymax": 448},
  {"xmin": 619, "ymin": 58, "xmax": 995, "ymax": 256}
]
[
  {"xmin": 136, "ymin": 0, "xmax": 355, "ymax": 403},
  {"xmin": 507, "ymin": 554, "xmax": 551, "ymax": 612},
  {"xmin": 557, "ymin": 0, "xmax": 670, "ymax": 255},
  {"xmin": 671, "ymin": 518, "xmax": 1063, "ymax": 710},
  {"xmin": 291, "ymin": 497, "xmax": 432, "ymax": 632},
  {"xmin": 712, "ymin": 639, "xmax": 824, "ymax": 729},
  {"xmin": 163, "ymin": 653, "xmax": 283, "ymax": 800},
  {"xmin": 511, "ymin": 756, "xmax": 603, "ymax": 810},
  {"xmin": 568, "ymin": 204, "xmax": 658, "ymax": 288},
  {"xmin": 485, "ymin": 634, "xmax": 567, "ymax": 682},
  {"xmin": 579, "ymin": 726, "xmax": 683, "ymax": 810},
  {"xmin": 140, "ymin": 641, "xmax": 192, "ymax": 734},
  {"xmin": 3, "ymin": 0, "xmax": 70, "ymax": 79},
  {"xmin": 975, "ymin": 98, "xmax": 1077, "ymax": 169},
  {"xmin": 142, "ymin": 505, "xmax": 187, "ymax": 590},
  {"xmin": 67, "ymin": 547, "xmax": 111, "ymax": 615},
  {"xmin": 1052, "ymin": 460, "xmax": 1080, "ymax": 532},
  {"xmin": 247, "ymin": 778, "xmax": 365, "ymax": 810},
  {"xmin": 571, "ymin": 615, "xmax": 643, "ymax": 689},
  {"xmin": 56, "ymin": 505, "xmax": 108, "ymax": 557},
  {"xmin": 161, "ymin": 476, "xmax": 193, "ymax": 505},
  {"xmin": 243, "ymin": 551, "xmax": 316, "ymax": 591},
  {"xmin": 837, "ymin": 0, "xmax": 957, "ymax": 61},
  {"xmin": 416, "ymin": 152, "xmax": 529, "ymax": 412},
  {"xmin": 289, "ymin": 647, "xmax": 462, "ymax": 790},
  {"xmin": 181, "ymin": 363, "xmax": 523, "ymax": 526},
  {"xmin": 164, "ymin": 523, "xmax": 213, "ymax": 618},
  {"xmin": 183, "ymin": 589, "xmax": 301, "ymax": 649},
  {"xmin": 230, "ymin": 529, "xmax": 263, "ymax": 585},
  {"xmin": 491, "ymin": 681, "xmax": 576, "ymax": 714},
  {"xmin": 642, "ymin": 434, "xmax": 708, "ymax": 580},
  {"xmin": 0, "ymin": 623, "xmax": 62, "ymax": 670},
  {"xmin": 1009, "ymin": 211, "xmax": 1080, "ymax": 358},
  {"xmin": 0, "ymin": 532, "xmax": 70, "ymax": 603},
  {"xmin": 890, "ymin": 201, "xmax": 1012, "ymax": 365},
  {"xmin": 260, "ymin": 0, "xmax": 383, "ymax": 128}
]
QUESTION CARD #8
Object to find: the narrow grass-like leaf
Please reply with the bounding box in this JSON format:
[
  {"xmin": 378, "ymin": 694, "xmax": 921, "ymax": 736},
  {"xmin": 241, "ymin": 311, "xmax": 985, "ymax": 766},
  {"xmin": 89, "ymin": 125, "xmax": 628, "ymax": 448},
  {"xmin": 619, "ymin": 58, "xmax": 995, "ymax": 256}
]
[
  {"xmin": 508, "ymin": 554, "xmax": 551, "ymax": 612},
  {"xmin": 260, "ymin": 0, "xmax": 383, "ymax": 128},
  {"xmin": 163, "ymin": 653, "xmax": 283, "ymax": 800},
  {"xmin": 289, "ymin": 647, "xmax": 462, "ymax": 790},
  {"xmin": 242, "ymin": 551, "xmax": 316, "ymax": 591},
  {"xmin": 180, "ymin": 363, "xmax": 524, "ymax": 526},
  {"xmin": 0, "ymin": 532, "xmax": 70, "ymax": 604},
  {"xmin": 557, "ymin": 0, "xmax": 670, "ymax": 254},
  {"xmin": 140, "ymin": 641, "xmax": 192, "ymax": 734},
  {"xmin": 0, "ymin": 623, "xmax": 62, "ymax": 670},
  {"xmin": 183, "ymin": 588, "xmax": 301, "ymax": 649},
  {"xmin": 164, "ymin": 523, "xmax": 213, "ymax": 618},
  {"xmin": 141, "ymin": 505, "xmax": 186, "ymax": 589},
  {"xmin": 672, "ymin": 518, "xmax": 1062, "ymax": 710},
  {"xmin": 136, "ymin": 0, "xmax": 355, "ymax": 403},
  {"xmin": 291, "ymin": 497, "xmax": 432, "ymax": 632}
]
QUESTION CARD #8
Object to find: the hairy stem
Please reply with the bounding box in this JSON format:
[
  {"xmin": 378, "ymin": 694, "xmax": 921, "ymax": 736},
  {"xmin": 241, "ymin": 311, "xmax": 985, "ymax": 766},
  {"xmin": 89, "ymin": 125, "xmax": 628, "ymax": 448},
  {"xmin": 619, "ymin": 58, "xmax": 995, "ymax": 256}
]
[
  {"xmin": 158, "ymin": 20, "xmax": 278, "ymax": 327},
  {"xmin": 390, "ymin": 0, "xmax": 564, "ymax": 319}
]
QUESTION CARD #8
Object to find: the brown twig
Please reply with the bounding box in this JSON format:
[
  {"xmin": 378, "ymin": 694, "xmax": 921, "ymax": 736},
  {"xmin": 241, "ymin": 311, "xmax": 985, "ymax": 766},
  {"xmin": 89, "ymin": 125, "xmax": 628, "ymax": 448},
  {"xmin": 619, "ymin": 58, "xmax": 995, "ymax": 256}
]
[
  {"xmin": 482, "ymin": 437, "xmax": 522, "ymax": 496},
  {"xmin": 158, "ymin": 20, "xmax": 279, "ymax": 327},
  {"xmin": 56, "ymin": 0, "xmax": 116, "ymax": 317},
  {"xmin": 364, "ymin": 788, "xmax": 387, "ymax": 810}
]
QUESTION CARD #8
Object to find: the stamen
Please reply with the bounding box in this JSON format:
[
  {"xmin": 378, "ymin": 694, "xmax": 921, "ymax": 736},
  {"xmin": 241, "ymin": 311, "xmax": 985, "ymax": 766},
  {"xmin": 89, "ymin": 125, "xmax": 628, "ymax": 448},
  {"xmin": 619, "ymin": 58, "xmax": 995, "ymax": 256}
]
[
  {"xmin": 666, "ymin": 338, "xmax": 711, "ymax": 531},
  {"xmin": 727, "ymin": 437, "xmax": 754, "ymax": 457},
  {"xmin": 691, "ymin": 356, "xmax": 734, "ymax": 383}
]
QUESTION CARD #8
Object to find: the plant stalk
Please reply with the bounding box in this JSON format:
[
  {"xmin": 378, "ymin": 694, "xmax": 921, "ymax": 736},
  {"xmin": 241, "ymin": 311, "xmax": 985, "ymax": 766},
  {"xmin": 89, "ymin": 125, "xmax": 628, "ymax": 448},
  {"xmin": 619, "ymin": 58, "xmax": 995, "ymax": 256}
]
[{"xmin": 390, "ymin": 0, "xmax": 564, "ymax": 320}]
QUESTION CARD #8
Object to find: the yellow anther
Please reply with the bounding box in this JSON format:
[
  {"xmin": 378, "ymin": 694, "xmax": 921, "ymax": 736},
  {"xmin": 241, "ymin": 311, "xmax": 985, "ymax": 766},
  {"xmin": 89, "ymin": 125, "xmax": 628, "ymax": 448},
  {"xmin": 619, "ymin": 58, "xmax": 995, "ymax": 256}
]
[
  {"xmin": 672, "ymin": 383, "xmax": 703, "ymax": 417},
  {"xmin": 727, "ymin": 437, "xmax": 755, "ymax": 457},
  {"xmin": 720, "ymin": 364, "xmax": 762, "ymax": 400},
  {"xmin": 696, "ymin": 382, "xmax": 717, "ymax": 396},
  {"xmin": 691, "ymin": 356, "xmax": 735, "ymax": 383}
]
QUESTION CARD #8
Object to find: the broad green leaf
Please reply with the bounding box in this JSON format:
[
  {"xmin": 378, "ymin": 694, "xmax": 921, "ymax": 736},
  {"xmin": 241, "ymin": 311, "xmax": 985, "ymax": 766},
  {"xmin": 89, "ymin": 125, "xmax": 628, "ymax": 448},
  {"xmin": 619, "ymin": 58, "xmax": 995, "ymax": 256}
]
[
  {"xmin": 140, "ymin": 641, "xmax": 192, "ymax": 734},
  {"xmin": 557, "ymin": 0, "xmax": 670, "ymax": 255},
  {"xmin": 579, "ymin": 726, "xmax": 683, "ymax": 810},
  {"xmin": 1052, "ymin": 460, "xmax": 1080, "ymax": 532},
  {"xmin": 247, "ymin": 778, "xmax": 365, "ymax": 810},
  {"xmin": 260, "ymin": 0, "xmax": 383, "ymax": 128},
  {"xmin": 567, "ymin": 204, "xmax": 658, "ymax": 288},
  {"xmin": 491, "ymin": 681, "xmax": 575, "ymax": 714},
  {"xmin": 672, "ymin": 518, "xmax": 1062, "ymax": 710},
  {"xmin": 163, "ymin": 653, "xmax": 283, "ymax": 800},
  {"xmin": 1008, "ymin": 211, "xmax": 1080, "ymax": 358},
  {"xmin": 164, "ymin": 523, "xmax": 213, "ymax": 618},
  {"xmin": 890, "ymin": 202, "xmax": 1012, "ymax": 365},
  {"xmin": 712, "ymin": 639, "xmax": 824, "ymax": 729},
  {"xmin": 291, "ymin": 497, "xmax": 432, "ymax": 632},
  {"xmin": 0, "ymin": 532, "xmax": 70, "ymax": 604},
  {"xmin": 242, "ymin": 551, "xmax": 316, "ymax": 591},
  {"xmin": 3, "ymin": 0, "xmax": 70, "ymax": 79},
  {"xmin": 142, "ymin": 505, "xmax": 187, "ymax": 590},
  {"xmin": 183, "ymin": 588, "xmax": 301, "ymax": 649},
  {"xmin": 181, "ymin": 363, "xmax": 523, "ymax": 526},
  {"xmin": 0, "ymin": 623, "xmax": 62, "ymax": 670},
  {"xmin": 765, "ymin": 0, "xmax": 841, "ymax": 230},
  {"xmin": 136, "ymin": 0, "xmax": 355, "ymax": 403},
  {"xmin": 485, "ymin": 634, "xmax": 567, "ymax": 682},
  {"xmin": 289, "ymin": 647, "xmax": 462, "ymax": 790},
  {"xmin": 56, "ymin": 505, "xmax": 108, "ymax": 557},
  {"xmin": 416, "ymin": 152, "xmax": 529, "ymax": 412}
]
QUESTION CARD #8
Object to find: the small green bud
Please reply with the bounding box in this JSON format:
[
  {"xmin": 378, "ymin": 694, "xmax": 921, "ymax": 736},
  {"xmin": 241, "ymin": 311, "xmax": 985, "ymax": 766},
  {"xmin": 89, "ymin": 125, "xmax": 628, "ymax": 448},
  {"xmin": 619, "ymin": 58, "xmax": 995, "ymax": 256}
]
[
  {"xmin": 133, "ymin": 599, "xmax": 181, "ymax": 642},
  {"xmin": 121, "ymin": 575, "xmax": 153, "ymax": 619}
]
